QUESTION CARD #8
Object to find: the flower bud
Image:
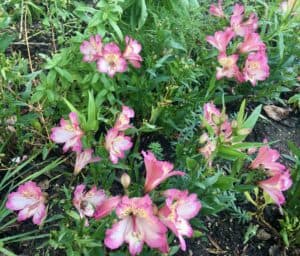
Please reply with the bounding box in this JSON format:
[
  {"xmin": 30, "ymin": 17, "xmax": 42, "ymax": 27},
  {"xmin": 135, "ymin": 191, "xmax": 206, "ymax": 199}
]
[
  {"xmin": 199, "ymin": 133, "xmax": 209, "ymax": 144},
  {"xmin": 231, "ymin": 120, "xmax": 238, "ymax": 128},
  {"xmin": 120, "ymin": 173, "xmax": 131, "ymax": 189},
  {"xmin": 238, "ymin": 128, "xmax": 252, "ymax": 136}
]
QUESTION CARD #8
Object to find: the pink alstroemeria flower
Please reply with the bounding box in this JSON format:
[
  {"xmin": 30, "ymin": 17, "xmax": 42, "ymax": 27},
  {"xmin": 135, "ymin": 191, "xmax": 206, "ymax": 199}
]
[
  {"xmin": 230, "ymin": 4, "xmax": 258, "ymax": 37},
  {"xmin": 230, "ymin": 3, "xmax": 245, "ymax": 34},
  {"xmin": 216, "ymin": 53, "xmax": 244, "ymax": 82},
  {"xmin": 123, "ymin": 36, "xmax": 143, "ymax": 68},
  {"xmin": 73, "ymin": 185, "xmax": 106, "ymax": 225},
  {"xmin": 142, "ymin": 151, "xmax": 185, "ymax": 193},
  {"xmin": 240, "ymin": 13, "xmax": 259, "ymax": 36},
  {"xmin": 206, "ymin": 27, "xmax": 235, "ymax": 53},
  {"xmin": 243, "ymin": 51, "xmax": 270, "ymax": 86},
  {"xmin": 74, "ymin": 149, "xmax": 101, "ymax": 175},
  {"xmin": 259, "ymin": 170, "xmax": 292, "ymax": 206},
  {"xmin": 104, "ymin": 195, "xmax": 169, "ymax": 256},
  {"xmin": 50, "ymin": 112, "xmax": 84, "ymax": 153},
  {"xmin": 80, "ymin": 35, "xmax": 103, "ymax": 62},
  {"xmin": 6, "ymin": 181, "xmax": 47, "ymax": 225},
  {"xmin": 209, "ymin": 0, "xmax": 225, "ymax": 18},
  {"xmin": 238, "ymin": 33, "xmax": 266, "ymax": 53},
  {"xmin": 97, "ymin": 43, "xmax": 128, "ymax": 77},
  {"xmin": 249, "ymin": 140, "xmax": 286, "ymax": 173},
  {"xmin": 105, "ymin": 128, "xmax": 133, "ymax": 164},
  {"xmin": 159, "ymin": 189, "xmax": 201, "ymax": 251},
  {"xmin": 114, "ymin": 105, "xmax": 135, "ymax": 131},
  {"xmin": 94, "ymin": 195, "xmax": 121, "ymax": 220}
]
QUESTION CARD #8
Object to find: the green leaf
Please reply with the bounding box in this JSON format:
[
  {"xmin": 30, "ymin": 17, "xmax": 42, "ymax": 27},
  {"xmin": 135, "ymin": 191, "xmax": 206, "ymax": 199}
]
[
  {"xmin": 237, "ymin": 99, "xmax": 246, "ymax": 126},
  {"xmin": 243, "ymin": 105, "xmax": 262, "ymax": 129},
  {"xmin": 87, "ymin": 91, "xmax": 98, "ymax": 131},
  {"xmin": 66, "ymin": 210, "xmax": 80, "ymax": 221},
  {"xmin": 278, "ymin": 32, "xmax": 284, "ymax": 60},
  {"xmin": 230, "ymin": 142, "xmax": 263, "ymax": 150},
  {"xmin": 47, "ymin": 69, "xmax": 57, "ymax": 85},
  {"xmin": 109, "ymin": 20, "xmax": 123, "ymax": 41},
  {"xmin": 213, "ymin": 176, "xmax": 238, "ymax": 190},
  {"xmin": 0, "ymin": 33, "xmax": 15, "ymax": 52},
  {"xmin": 186, "ymin": 157, "xmax": 198, "ymax": 170},
  {"xmin": 55, "ymin": 67, "xmax": 73, "ymax": 83},
  {"xmin": 203, "ymin": 172, "xmax": 221, "ymax": 187},
  {"xmin": 217, "ymin": 145, "xmax": 248, "ymax": 160},
  {"xmin": 205, "ymin": 75, "xmax": 217, "ymax": 99},
  {"xmin": 138, "ymin": 0, "xmax": 148, "ymax": 30}
]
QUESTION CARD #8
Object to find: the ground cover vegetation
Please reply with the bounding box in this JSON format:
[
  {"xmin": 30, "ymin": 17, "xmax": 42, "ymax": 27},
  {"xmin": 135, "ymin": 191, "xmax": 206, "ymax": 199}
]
[{"xmin": 0, "ymin": 0, "xmax": 299, "ymax": 255}]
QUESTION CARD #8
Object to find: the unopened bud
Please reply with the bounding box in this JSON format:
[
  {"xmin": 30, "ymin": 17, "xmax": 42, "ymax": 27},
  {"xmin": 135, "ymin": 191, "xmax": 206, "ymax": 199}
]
[
  {"xmin": 152, "ymin": 204, "xmax": 158, "ymax": 215},
  {"xmin": 120, "ymin": 173, "xmax": 131, "ymax": 189},
  {"xmin": 238, "ymin": 128, "xmax": 252, "ymax": 136},
  {"xmin": 231, "ymin": 120, "xmax": 238, "ymax": 128},
  {"xmin": 199, "ymin": 133, "xmax": 209, "ymax": 144},
  {"xmin": 247, "ymin": 147, "xmax": 257, "ymax": 155},
  {"xmin": 212, "ymin": 114, "xmax": 220, "ymax": 125}
]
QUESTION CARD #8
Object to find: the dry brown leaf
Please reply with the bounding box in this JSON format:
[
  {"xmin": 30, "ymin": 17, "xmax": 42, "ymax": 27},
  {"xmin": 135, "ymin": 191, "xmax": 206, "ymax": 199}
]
[{"xmin": 263, "ymin": 105, "xmax": 291, "ymax": 121}]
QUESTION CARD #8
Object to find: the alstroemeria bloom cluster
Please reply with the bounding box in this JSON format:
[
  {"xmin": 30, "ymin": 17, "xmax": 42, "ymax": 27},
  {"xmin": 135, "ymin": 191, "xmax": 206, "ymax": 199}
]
[
  {"xmin": 207, "ymin": 2, "xmax": 269, "ymax": 86},
  {"xmin": 105, "ymin": 106, "xmax": 135, "ymax": 164},
  {"xmin": 6, "ymin": 181, "xmax": 47, "ymax": 225},
  {"xmin": 50, "ymin": 112, "xmax": 100, "ymax": 175},
  {"xmin": 249, "ymin": 140, "xmax": 292, "ymax": 206},
  {"xmin": 80, "ymin": 35, "xmax": 142, "ymax": 77},
  {"xmin": 199, "ymin": 102, "xmax": 233, "ymax": 165},
  {"xmin": 70, "ymin": 151, "xmax": 200, "ymax": 255}
]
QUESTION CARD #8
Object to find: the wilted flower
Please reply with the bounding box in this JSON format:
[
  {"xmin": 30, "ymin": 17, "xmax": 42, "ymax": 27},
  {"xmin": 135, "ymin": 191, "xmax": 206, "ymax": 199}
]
[
  {"xmin": 220, "ymin": 120, "xmax": 233, "ymax": 141},
  {"xmin": 259, "ymin": 170, "xmax": 292, "ymax": 206},
  {"xmin": 105, "ymin": 128, "xmax": 133, "ymax": 164},
  {"xmin": 97, "ymin": 43, "xmax": 128, "ymax": 77},
  {"xmin": 142, "ymin": 151, "xmax": 185, "ymax": 193},
  {"xmin": 209, "ymin": 0, "xmax": 225, "ymax": 18},
  {"xmin": 159, "ymin": 189, "xmax": 201, "ymax": 251},
  {"xmin": 80, "ymin": 35, "xmax": 103, "ymax": 62},
  {"xmin": 199, "ymin": 138, "xmax": 216, "ymax": 164},
  {"xmin": 123, "ymin": 36, "xmax": 143, "ymax": 68},
  {"xmin": 249, "ymin": 140, "xmax": 286, "ymax": 173},
  {"xmin": 6, "ymin": 181, "xmax": 47, "ymax": 225},
  {"xmin": 114, "ymin": 105, "xmax": 135, "ymax": 131},
  {"xmin": 243, "ymin": 51, "xmax": 269, "ymax": 86},
  {"xmin": 73, "ymin": 185, "xmax": 106, "ymax": 226},
  {"xmin": 203, "ymin": 102, "xmax": 221, "ymax": 126},
  {"xmin": 206, "ymin": 27, "xmax": 235, "ymax": 53},
  {"xmin": 238, "ymin": 33, "xmax": 266, "ymax": 53},
  {"xmin": 50, "ymin": 112, "xmax": 84, "ymax": 153},
  {"xmin": 216, "ymin": 53, "xmax": 244, "ymax": 82},
  {"xmin": 104, "ymin": 195, "xmax": 169, "ymax": 256},
  {"xmin": 74, "ymin": 149, "xmax": 101, "ymax": 175}
]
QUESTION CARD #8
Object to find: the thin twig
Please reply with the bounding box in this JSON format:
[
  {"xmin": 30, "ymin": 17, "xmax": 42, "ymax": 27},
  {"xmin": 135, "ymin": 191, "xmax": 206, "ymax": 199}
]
[
  {"xmin": 11, "ymin": 42, "xmax": 51, "ymax": 46},
  {"xmin": 51, "ymin": 26, "xmax": 57, "ymax": 53},
  {"xmin": 24, "ymin": 5, "xmax": 33, "ymax": 73},
  {"xmin": 19, "ymin": 0, "xmax": 24, "ymax": 39}
]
